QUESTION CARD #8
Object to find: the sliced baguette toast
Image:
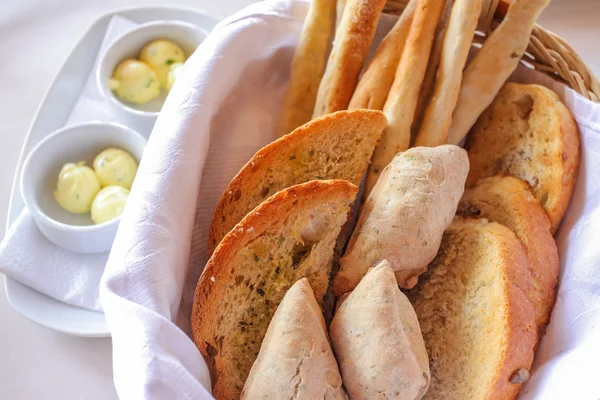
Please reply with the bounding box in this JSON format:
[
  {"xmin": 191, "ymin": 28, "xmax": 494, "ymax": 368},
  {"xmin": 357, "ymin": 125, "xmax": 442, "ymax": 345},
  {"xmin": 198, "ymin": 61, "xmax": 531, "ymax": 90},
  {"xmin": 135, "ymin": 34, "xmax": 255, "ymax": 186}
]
[
  {"xmin": 209, "ymin": 109, "xmax": 386, "ymax": 253},
  {"xmin": 331, "ymin": 260, "xmax": 430, "ymax": 400},
  {"xmin": 465, "ymin": 83, "xmax": 580, "ymax": 233},
  {"xmin": 407, "ymin": 217, "xmax": 536, "ymax": 400},
  {"xmin": 192, "ymin": 180, "xmax": 358, "ymax": 400},
  {"xmin": 458, "ymin": 175, "xmax": 559, "ymax": 337},
  {"xmin": 241, "ymin": 278, "xmax": 347, "ymax": 399}
]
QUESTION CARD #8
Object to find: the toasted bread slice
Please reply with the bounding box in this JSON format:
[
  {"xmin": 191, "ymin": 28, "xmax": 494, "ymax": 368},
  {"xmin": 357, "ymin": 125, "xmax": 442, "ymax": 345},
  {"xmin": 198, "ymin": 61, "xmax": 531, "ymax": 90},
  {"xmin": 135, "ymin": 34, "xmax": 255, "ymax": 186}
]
[
  {"xmin": 465, "ymin": 83, "xmax": 580, "ymax": 233},
  {"xmin": 209, "ymin": 109, "xmax": 386, "ymax": 253},
  {"xmin": 458, "ymin": 175, "xmax": 559, "ymax": 337},
  {"xmin": 331, "ymin": 260, "xmax": 430, "ymax": 400},
  {"xmin": 241, "ymin": 278, "xmax": 347, "ymax": 400},
  {"xmin": 192, "ymin": 180, "xmax": 358, "ymax": 400},
  {"xmin": 407, "ymin": 217, "xmax": 536, "ymax": 400}
]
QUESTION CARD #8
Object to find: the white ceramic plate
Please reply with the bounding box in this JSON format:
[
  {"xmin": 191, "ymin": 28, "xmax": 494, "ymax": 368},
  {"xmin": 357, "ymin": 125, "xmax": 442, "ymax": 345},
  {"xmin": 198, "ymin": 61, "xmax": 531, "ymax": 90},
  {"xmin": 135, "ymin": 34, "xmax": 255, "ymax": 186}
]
[{"xmin": 5, "ymin": 5, "xmax": 218, "ymax": 337}]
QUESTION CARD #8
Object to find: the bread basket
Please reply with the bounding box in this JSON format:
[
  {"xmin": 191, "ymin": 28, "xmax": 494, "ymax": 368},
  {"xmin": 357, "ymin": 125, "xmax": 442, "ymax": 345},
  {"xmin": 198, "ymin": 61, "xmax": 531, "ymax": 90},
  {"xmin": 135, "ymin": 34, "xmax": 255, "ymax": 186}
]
[{"xmin": 384, "ymin": 0, "xmax": 600, "ymax": 102}]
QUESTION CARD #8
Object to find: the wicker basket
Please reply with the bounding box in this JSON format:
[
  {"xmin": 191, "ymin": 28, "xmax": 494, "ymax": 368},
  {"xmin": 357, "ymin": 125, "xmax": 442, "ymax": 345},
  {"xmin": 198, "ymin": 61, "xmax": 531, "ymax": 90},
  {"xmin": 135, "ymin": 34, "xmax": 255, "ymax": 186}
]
[{"xmin": 384, "ymin": 0, "xmax": 600, "ymax": 102}]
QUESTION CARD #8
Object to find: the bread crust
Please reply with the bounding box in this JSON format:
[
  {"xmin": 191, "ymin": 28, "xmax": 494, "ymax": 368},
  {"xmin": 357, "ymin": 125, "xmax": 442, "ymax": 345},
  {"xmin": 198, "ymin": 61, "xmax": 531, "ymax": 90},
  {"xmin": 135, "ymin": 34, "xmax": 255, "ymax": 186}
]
[
  {"xmin": 348, "ymin": 0, "xmax": 418, "ymax": 110},
  {"xmin": 408, "ymin": 217, "xmax": 536, "ymax": 400},
  {"xmin": 365, "ymin": 0, "xmax": 446, "ymax": 197},
  {"xmin": 446, "ymin": 0, "xmax": 551, "ymax": 145},
  {"xmin": 277, "ymin": 0, "xmax": 336, "ymax": 136},
  {"xmin": 458, "ymin": 175, "xmax": 559, "ymax": 337},
  {"xmin": 209, "ymin": 109, "xmax": 386, "ymax": 253},
  {"xmin": 193, "ymin": 180, "xmax": 357, "ymax": 399},
  {"xmin": 313, "ymin": 0, "xmax": 387, "ymax": 117},
  {"xmin": 465, "ymin": 83, "xmax": 580, "ymax": 233},
  {"xmin": 241, "ymin": 278, "xmax": 347, "ymax": 399}
]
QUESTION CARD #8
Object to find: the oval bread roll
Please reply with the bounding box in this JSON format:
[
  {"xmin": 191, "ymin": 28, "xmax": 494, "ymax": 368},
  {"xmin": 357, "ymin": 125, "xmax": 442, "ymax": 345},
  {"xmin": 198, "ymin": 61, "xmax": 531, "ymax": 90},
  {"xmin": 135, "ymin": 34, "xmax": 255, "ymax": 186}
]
[
  {"xmin": 331, "ymin": 260, "xmax": 430, "ymax": 400},
  {"xmin": 335, "ymin": 145, "xmax": 469, "ymax": 295},
  {"xmin": 242, "ymin": 278, "xmax": 347, "ymax": 399}
]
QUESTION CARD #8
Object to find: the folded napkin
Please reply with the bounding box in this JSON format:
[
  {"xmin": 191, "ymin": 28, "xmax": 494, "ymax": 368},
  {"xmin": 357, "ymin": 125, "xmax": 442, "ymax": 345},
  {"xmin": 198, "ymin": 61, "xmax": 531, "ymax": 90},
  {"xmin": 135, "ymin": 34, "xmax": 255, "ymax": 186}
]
[
  {"xmin": 0, "ymin": 16, "xmax": 142, "ymax": 312},
  {"xmin": 100, "ymin": 1, "xmax": 600, "ymax": 399}
]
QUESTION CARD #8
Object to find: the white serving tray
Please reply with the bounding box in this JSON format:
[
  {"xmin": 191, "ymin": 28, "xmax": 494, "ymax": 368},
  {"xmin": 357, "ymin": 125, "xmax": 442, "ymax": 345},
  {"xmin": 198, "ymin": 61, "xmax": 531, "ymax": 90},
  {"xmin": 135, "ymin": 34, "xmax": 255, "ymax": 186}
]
[{"xmin": 4, "ymin": 5, "xmax": 218, "ymax": 337}]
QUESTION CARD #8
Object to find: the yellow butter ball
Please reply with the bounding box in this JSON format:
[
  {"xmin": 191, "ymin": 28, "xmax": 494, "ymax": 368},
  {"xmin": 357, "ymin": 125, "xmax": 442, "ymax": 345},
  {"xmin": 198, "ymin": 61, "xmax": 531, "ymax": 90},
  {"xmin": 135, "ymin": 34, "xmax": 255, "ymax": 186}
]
[
  {"xmin": 54, "ymin": 162, "xmax": 101, "ymax": 214},
  {"xmin": 93, "ymin": 148, "xmax": 138, "ymax": 189},
  {"xmin": 166, "ymin": 62, "xmax": 184, "ymax": 92},
  {"xmin": 139, "ymin": 39, "xmax": 185, "ymax": 88},
  {"xmin": 109, "ymin": 59, "xmax": 160, "ymax": 104},
  {"xmin": 91, "ymin": 186, "xmax": 130, "ymax": 224}
]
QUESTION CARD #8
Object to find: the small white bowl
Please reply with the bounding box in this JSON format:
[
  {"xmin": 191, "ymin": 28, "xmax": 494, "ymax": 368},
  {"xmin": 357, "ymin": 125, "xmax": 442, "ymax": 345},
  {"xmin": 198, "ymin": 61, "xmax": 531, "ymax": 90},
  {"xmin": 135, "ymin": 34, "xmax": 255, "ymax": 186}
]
[
  {"xmin": 20, "ymin": 122, "xmax": 146, "ymax": 253},
  {"xmin": 97, "ymin": 20, "xmax": 206, "ymax": 134}
]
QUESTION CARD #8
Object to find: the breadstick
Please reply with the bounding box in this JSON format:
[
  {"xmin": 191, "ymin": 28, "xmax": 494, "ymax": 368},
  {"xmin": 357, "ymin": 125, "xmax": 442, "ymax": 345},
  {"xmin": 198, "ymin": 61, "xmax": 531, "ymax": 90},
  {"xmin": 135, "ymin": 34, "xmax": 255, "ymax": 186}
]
[
  {"xmin": 410, "ymin": 0, "xmax": 452, "ymax": 139},
  {"xmin": 313, "ymin": 0, "xmax": 387, "ymax": 118},
  {"xmin": 447, "ymin": 0, "xmax": 550, "ymax": 145},
  {"xmin": 364, "ymin": 0, "xmax": 445, "ymax": 197},
  {"xmin": 277, "ymin": 0, "xmax": 336, "ymax": 137},
  {"xmin": 336, "ymin": 0, "xmax": 346, "ymax": 29},
  {"xmin": 414, "ymin": 0, "xmax": 483, "ymax": 147},
  {"xmin": 348, "ymin": 0, "xmax": 418, "ymax": 110}
]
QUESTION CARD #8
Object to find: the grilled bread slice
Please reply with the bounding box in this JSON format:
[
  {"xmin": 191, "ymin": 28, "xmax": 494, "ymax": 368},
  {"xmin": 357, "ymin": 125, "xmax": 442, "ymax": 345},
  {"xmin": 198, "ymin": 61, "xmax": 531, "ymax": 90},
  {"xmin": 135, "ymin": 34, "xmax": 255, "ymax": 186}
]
[
  {"xmin": 241, "ymin": 278, "xmax": 347, "ymax": 399},
  {"xmin": 209, "ymin": 109, "xmax": 386, "ymax": 253},
  {"xmin": 192, "ymin": 180, "xmax": 358, "ymax": 400},
  {"xmin": 465, "ymin": 83, "xmax": 580, "ymax": 233},
  {"xmin": 331, "ymin": 260, "xmax": 430, "ymax": 400},
  {"xmin": 407, "ymin": 217, "xmax": 536, "ymax": 400},
  {"xmin": 458, "ymin": 175, "xmax": 559, "ymax": 337}
]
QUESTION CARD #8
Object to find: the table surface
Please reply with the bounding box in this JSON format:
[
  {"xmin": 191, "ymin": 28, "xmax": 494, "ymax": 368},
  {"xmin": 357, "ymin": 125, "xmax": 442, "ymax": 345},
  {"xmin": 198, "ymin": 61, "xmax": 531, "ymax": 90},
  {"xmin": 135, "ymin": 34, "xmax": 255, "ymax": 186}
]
[{"xmin": 0, "ymin": 0, "xmax": 598, "ymax": 398}]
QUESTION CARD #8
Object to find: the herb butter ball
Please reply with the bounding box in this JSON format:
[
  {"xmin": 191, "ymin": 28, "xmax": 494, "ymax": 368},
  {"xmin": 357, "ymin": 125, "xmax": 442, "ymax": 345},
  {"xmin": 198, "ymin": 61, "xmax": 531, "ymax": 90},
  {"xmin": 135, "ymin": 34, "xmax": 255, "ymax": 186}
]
[
  {"xmin": 54, "ymin": 162, "xmax": 101, "ymax": 214},
  {"xmin": 108, "ymin": 59, "xmax": 160, "ymax": 104},
  {"xmin": 93, "ymin": 148, "xmax": 138, "ymax": 189},
  {"xmin": 139, "ymin": 39, "xmax": 185, "ymax": 88},
  {"xmin": 91, "ymin": 186, "xmax": 130, "ymax": 224}
]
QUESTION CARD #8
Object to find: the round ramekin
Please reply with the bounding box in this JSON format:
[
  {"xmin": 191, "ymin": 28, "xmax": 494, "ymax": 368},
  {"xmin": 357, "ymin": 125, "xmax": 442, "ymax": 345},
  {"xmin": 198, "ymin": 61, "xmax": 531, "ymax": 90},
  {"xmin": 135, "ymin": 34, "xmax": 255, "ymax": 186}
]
[
  {"xmin": 96, "ymin": 20, "xmax": 206, "ymax": 133},
  {"xmin": 20, "ymin": 122, "xmax": 146, "ymax": 253}
]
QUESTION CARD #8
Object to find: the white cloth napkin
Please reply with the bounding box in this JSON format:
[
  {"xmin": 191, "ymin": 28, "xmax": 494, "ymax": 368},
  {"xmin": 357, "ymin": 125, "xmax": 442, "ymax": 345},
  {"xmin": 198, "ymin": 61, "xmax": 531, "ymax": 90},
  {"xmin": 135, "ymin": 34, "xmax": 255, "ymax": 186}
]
[
  {"xmin": 100, "ymin": 1, "xmax": 600, "ymax": 399},
  {"xmin": 0, "ymin": 16, "xmax": 141, "ymax": 312}
]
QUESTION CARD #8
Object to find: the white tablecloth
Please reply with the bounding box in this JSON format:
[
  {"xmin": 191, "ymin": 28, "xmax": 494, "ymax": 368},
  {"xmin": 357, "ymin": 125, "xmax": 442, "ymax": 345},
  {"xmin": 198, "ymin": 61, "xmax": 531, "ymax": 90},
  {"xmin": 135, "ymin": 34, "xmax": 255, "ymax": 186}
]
[{"xmin": 0, "ymin": 0, "xmax": 598, "ymax": 398}]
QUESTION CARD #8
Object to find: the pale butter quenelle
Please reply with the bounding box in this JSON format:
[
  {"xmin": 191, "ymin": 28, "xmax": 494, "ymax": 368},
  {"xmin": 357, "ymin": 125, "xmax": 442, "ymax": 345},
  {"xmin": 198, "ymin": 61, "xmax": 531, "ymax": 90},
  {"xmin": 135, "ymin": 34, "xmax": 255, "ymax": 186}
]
[
  {"xmin": 109, "ymin": 39, "xmax": 187, "ymax": 104},
  {"xmin": 53, "ymin": 148, "xmax": 138, "ymax": 224}
]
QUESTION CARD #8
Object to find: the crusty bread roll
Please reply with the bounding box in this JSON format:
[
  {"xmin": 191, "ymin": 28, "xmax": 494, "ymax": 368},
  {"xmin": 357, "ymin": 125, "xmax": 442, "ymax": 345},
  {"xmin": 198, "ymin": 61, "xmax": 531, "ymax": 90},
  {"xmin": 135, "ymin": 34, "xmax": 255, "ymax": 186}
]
[
  {"xmin": 278, "ymin": 0, "xmax": 337, "ymax": 136},
  {"xmin": 209, "ymin": 109, "xmax": 386, "ymax": 254},
  {"xmin": 464, "ymin": 83, "xmax": 580, "ymax": 233},
  {"xmin": 348, "ymin": 0, "xmax": 417, "ymax": 110},
  {"xmin": 241, "ymin": 278, "xmax": 347, "ymax": 399},
  {"xmin": 365, "ymin": 0, "xmax": 446, "ymax": 197},
  {"xmin": 193, "ymin": 180, "xmax": 357, "ymax": 399},
  {"xmin": 458, "ymin": 175, "xmax": 559, "ymax": 337},
  {"xmin": 331, "ymin": 260, "xmax": 430, "ymax": 400},
  {"xmin": 407, "ymin": 217, "xmax": 537, "ymax": 400},
  {"xmin": 313, "ymin": 0, "xmax": 387, "ymax": 117},
  {"xmin": 414, "ymin": 0, "xmax": 483, "ymax": 146},
  {"xmin": 335, "ymin": 145, "xmax": 469, "ymax": 295},
  {"xmin": 446, "ymin": 0, "xmax": 551, "ymax": 145}
]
